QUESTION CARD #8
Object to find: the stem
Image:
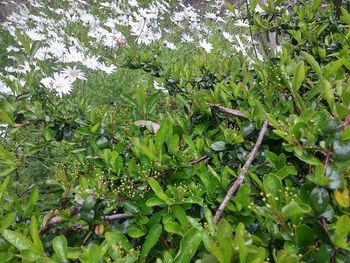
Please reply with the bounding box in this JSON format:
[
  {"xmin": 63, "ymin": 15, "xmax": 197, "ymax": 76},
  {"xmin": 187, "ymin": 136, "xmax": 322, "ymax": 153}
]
[
  {"xmin": 209, "ymin": 103, "xmax": 249, "ymax": 119},
  {"xmin": 214, "ymin": 121, "xmax": 269, "ymax": 224}
]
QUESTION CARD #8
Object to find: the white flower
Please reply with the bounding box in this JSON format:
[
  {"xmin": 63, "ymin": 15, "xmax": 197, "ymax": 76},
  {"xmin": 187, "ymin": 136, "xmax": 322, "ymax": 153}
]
[
  {"xmin": 128, "ymin": 0, "xmax": 139, "ymax": 7},
  {"xmin": 223, "ymin": 32, "xmax": 233, "ymax": 43},
  {"xmin": 62, "ymin": 66, "xmax": 86, "ymax": 81},
  {"xmin": 164, "ymin": 41, "xmax": 176, "ymax": 50},
  {"xmin": 0, "ymin": 79, "xmax": 12, "ymax": 95},
  {"xmin": 234, "ymin": 19, "xmax": 249, "ymax": 27},
  {"xmin": 255, "ymin": 5, "xmax": 265, "ymax": 14},
  {"xmin": 83, "ymin": 56, "xmax": 100, "ymax": 70},
  {"xmin": 48, "ymin": 39, "xmax": 66, "ymax": 58},
  {"xmin": 42, "ymin": 73, "xmax": 75, "ymax": 97},
  {"xmin": 40, "ymin": 77, "xmax": 52, "ymax": 89},
  {"xmin": 153, "ymin": 80, "xmax": 168, "ymax": 94},
  {"xmin": 25, "ymin": 29, "xmax": 46, "ymax": 41},
  {"xmin": 181, "ymin": 33, "xmax": 194, "ymax": 43},
  {"xmin": 51, "ymin": 73, "xmax": 75, "ymax": 97},
  {"xmin": 63, "ymin": 48, "xmax": 85, "ymax": 63},
  {"xmin": 199, "ymin": 39, "xmax": 213, "ymax": 53},
  {"xmin": 98, "ymin": 63, "xmax": 117, "ymax": 74}
]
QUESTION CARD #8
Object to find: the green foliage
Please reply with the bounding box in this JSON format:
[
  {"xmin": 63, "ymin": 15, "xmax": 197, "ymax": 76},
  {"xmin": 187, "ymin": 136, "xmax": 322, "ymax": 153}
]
[{"xmin": 0, "ymin": 0, "xmax": 350, "ymax": 262}]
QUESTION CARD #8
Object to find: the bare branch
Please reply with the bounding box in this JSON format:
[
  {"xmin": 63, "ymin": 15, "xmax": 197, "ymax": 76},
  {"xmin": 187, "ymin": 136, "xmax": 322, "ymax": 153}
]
[
  {"xmin": 103, "ymin": 213, "xmax": 133, "ymax": 221},
  {"xmin": 214, "ymin": 121, "xmax": 269, "ymax": 224},
  {"xmin": 209, "ymin": 103, "xmax": 249, "ymax": 119}
]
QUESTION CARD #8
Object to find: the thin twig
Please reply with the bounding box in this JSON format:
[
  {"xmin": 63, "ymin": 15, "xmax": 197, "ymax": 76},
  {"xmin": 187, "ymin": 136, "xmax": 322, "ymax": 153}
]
[
  {"xmin": 244, "ymin": 0, "xmax": 259, "ymax": 60},
  {"xmin": 340, "ymin": 114, "xmax": 350, "ymax": 132},
  {"xmin": 209, "ymin": 103, "xmax": 249, "ymax": 119},
  {"xmin": 214, "ymin": 121, "xmax": 269, "ymax": 224},
  {"xmin": 103, "ymin": 213, "xmax": 133, "ymax": 221},
  {"xmin": 189, "ymin": 155, "xmax": 211, "ymax": 165}
]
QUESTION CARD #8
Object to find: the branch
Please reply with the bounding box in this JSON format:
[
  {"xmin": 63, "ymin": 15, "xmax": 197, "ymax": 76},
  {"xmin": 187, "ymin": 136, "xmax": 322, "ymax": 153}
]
[
  {"xmin": 103, "ymin": 213, "xmax": 133, "ymax": 221},
  {"xmin": 214, "ymin": 121, "xmax": 269, "ymax": 224},
  {"xmin": 189, "ymin": 155, "xmax": 211, "ymax": 165},
  {"xmin": 208, "ymin": 103, "xmax": 249, "ymax": 119},
  {"xmin": 340, "ymin": 114, "xmax": 350, "ymax": 132}
]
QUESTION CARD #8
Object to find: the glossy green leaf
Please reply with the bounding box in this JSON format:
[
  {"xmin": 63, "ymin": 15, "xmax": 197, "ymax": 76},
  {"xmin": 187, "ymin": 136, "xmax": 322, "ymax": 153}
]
[
  {"xmin": 301, "ymin": 51, "xmax": 322, "ymax": 77},
  {"xmin": 0, "ymin": 213, "xmax": 16, "ymax": 232},
  {"xmin": 211, "ymin": 141, "xmax": 226, "ymax": 152},
  {"xmin": 281, "ymin": 201, "xmax": 311, "ymax": 219},
  {"xmin": 128, "ymin": 226, "xmax": 146, "ymax": 238},
  {"xmin": 308, "ymin": 187, "xmax": 330, "ymax": 213},
  {"xmin": 218, "ymin": 219, "xmax": 233, "ymax": 263},
  {"xmin": 53, "ymin": 236, "xmax": 68, "ymax": 263},
  {"xmin": 30, "ymin": 216, "xmax": 44, "ymax": 254},
  {"xmin": 173, "ymin": 228, "xmax": 202, "ymax": 263},
  {"xmin": 141, "ymin": 224, "xmax": 162, "ymax": 258},
  {"xmin": 295, "ymin": 224, "xmax": 315, "ymax": 246},
  {"xmin": 148, "ymin": 178, "xmax": 174, "ymax": 204},
  {"xmin": 292, "ymin": 61, "xmax": 305, "ymax": 91},
  {"xmin": 2, "ymin": 230, "xmax": 35, "ymax": 251}
]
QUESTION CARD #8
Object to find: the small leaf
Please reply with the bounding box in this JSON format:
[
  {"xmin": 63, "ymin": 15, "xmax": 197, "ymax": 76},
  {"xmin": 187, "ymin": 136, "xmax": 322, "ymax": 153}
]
[
  {"xmin": 308, "ymin": 187, "xmax": 330, "ymax": 213},
  {"xmin": 281, "ymin": 201, "xmax": 311, "ymax": 219},
  {"xmin": 321, "ymin": 79, "xmax": 335, "ymax": 111},
  {"xmin": 301, "ymin": 51, "xmax": 322, "ymax": 77},
  {"xmin": 334, "ymin": 188, "xmax": 350, "ymax": 208},
  {"xmin": 293, "ymin": 61, "xmax": 305, "ymax": 91},
  {"xmin": 211, "ymin": 141, "xmax": 226, "ymax": 152},
  {"xmin": 0, "ymin": 213, "xmax": 16, "ymax": 232},
  {"xmin": 53, "ymin": 236, "xmax": 68, "ymax": 263},
  {"xmin": 128, "ymin": 226, "xmax": 146, "ymax": 238},
  {"xmin": 218, "ymin": 219, "xmax": 233, "ymax": 263},
  {"xmin": 30, "ymin": 216, "xmax": 44, "ymax": 254},
  {"xmin": 148, "ymin": 178, "xmax": 174, "ymax": 205},
  {"xmin": 0, "ymin": 177, "xmax": 11, "ymax": 205}
]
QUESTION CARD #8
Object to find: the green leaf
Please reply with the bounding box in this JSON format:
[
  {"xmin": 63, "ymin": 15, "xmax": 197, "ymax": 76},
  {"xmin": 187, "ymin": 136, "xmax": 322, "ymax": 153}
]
[
  {"xmin": 30, "ymin": 216, "xmax": 44, "ymax": 254},
  {"xmin": 204, "ymin": 208, "xmax": 216, "ymax": 235},
  {"xmin": 164, "ymin": 221, "xmax": 183, "ymax": 236},
  {"xmin": 308, "ymin": 187, "xmax": 330, "ymax": 213},
  {"xmin": 148, "ymin": 178, "xmax": 174, "ymax": 205},
  {"xmin": 321, "ymin": 79, "xmax": 335, "ymax": 114},
  {"xmin": 281, "ymin": 201, "xmax": 311, "ymax": 219},
  {"xmin": 292, "ymin": 61, "xmax": 305, "ymax": 91},
  {"xmin": 155, "ymin": 118, "xmax": 172, "ymax": 151},
  {"xmin": 295, "ymin": 224, "xmax": 315, "ymax": 246},
  {"xmin": 332, "ymin": 139, "xmax": 350, "ymax": 162},
  {"xmin": 52, "ymin": 236, "xmax": 68, "ymax": 263},
  {"xmin": 0, "ymin": 177, "xmax": 11, "ymax": 205},
  {"xmin": 0, "ymin": 145, "xmax": 15, "ymax": 163},
  {"xmin": 172, "ymin": 205, "xmax": 187, "ymax": 227},
  {"xmin": 21, "ymin": 249, "xmax": 41, "ymax": 261},
  {"xmin": 236, "ymin": 223, "xmax": 248, "ymax": 262},
  {"xmin": 141, "ymin": 224, "xmax": 162, "ymax": 259},
  {"xmin": 0, "ymin": 109, "xmax": 14, "ymax": 126},
  {"xmin": 24, "ymin": 187, "xmax": 39, "ymax": 217},
  {"xmin": 145, "ymin": 92, "xmax": 161, "ymax": 114},
  {"xmin": 211, "ymin": 141, "xmax": 226, "ymax": 152},
  {"xmin": 335, "ymin": 215, "xmax": 350, "ymax": 238},
  {"xmin": 173, "ymin": 228, "xmax": 202, "ymax": 263},
  {"xmin": 218, "ymin": 219, "xmax": 233, "ymax": 263},
  {"xmin": 128, "ymin": 226, "xmax": 146, "ymax": 238},
  {"xmin": 341, "ymin": 126, "xmax": 350, "ymax": 141},
  {"xmin": 15, "ymin": 30, "xmax": 31, "ymax": 54},
  {"xmin": 301, "ymin": 51, "xmax": 322, "ymax": 77},
  {"xmin": 0, "ymin": 251, "xmax": 14, "ymax": 262},
  {"xmin": 0, "ymin": 213, "xmax": 16, "ymax": 232},
  {"xmin": 2, "ymin": 230, "xmax": 35, "ymax": 251}
]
